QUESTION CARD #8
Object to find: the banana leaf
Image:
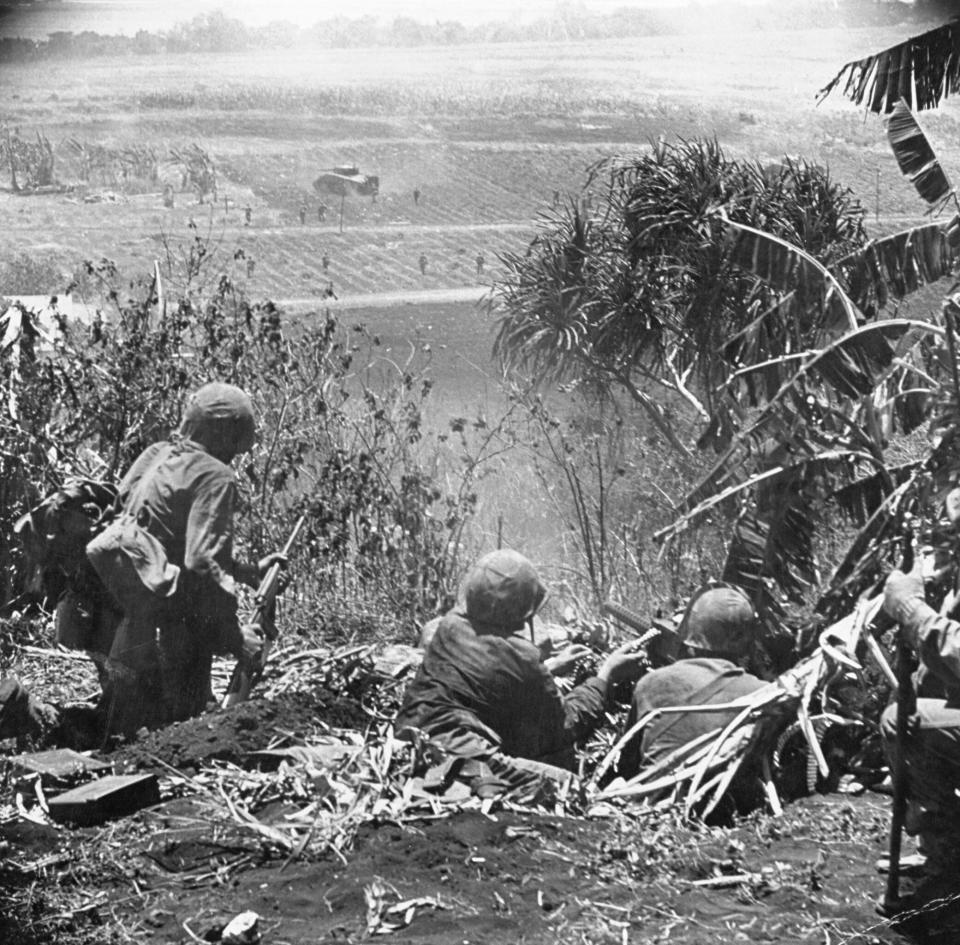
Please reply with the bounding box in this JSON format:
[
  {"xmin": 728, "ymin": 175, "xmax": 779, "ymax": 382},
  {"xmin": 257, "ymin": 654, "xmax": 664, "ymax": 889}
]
[
  {"xmin": 838, "ymin": 222, "xmax": 956, "ymax": 313},
  {"xmin": 818, "ymin": 18, "xmax": 960, "ymax": 113},
  {"xmin": 885, "ymin": 100, "xmax": 952, "ymax": 205},
  {"xmin": 670, "ymin": 318, "xmax": 939, "ymax": 530},
  {"xmin": 832, "ymin": 462, "xmax": 918, "ymax": 527},
  {"xmin": 725, "ymin": 218, "xmax": 860, "ymax": 333}
]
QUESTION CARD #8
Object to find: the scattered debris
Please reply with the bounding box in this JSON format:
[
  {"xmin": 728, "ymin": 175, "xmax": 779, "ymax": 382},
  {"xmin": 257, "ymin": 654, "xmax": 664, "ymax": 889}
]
[
  {"xmin": 221, "ymin": 910, "xmax": 262, "ymax": 944},
  {"xmin": 365, "ymin": 878, "xmax": 447, "ymax": 935},
  {"xmin": 11, "ymin": 747, "xmax": 110, "ymax": 783}
]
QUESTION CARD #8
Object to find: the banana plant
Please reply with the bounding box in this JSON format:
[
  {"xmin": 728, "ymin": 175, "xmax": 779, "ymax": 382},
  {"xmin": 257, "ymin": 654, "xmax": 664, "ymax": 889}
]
[
  {"xmin": 493, "ymin": 132, "xmax": 960, "ymax": 657},
  {"xmin": 819, "ymin": 17, "xmax": 960, "ymax": 114},
  {"xmin": 658, "ymin": 101, "xmax": 960, "ymax": 641}
]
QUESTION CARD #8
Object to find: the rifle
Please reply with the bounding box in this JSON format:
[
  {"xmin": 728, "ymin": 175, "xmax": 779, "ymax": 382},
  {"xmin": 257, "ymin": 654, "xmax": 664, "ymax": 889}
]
[
  {"xmin": 882, "ymin": 536, "xmax": 919, "ymax": 916},
  {"xmin": 222, "ymin": 515, "xmax": 306, "ymax": 708}
]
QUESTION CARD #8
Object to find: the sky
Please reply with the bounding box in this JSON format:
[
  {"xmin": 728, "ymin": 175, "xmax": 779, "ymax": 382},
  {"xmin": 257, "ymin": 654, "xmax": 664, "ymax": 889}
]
[
  {"xmin": 0, "ymin": 0, "xmax": 778, "ymax": 37},
  {"xmin": 202, "ymin": 0, "xmax": 769, "ymax": 25}
]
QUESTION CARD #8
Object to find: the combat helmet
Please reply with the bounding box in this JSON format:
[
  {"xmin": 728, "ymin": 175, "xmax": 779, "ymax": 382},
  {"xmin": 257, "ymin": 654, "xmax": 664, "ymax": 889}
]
[
  {"xmin": 679, "ymin": 583, "xmax": 758, "ymax": 659},
  {"xmin": 462, "ymin": 549, "xmax": 547, "ymax": 632},
  {"xmin": 179, "ymin": 382, "xmax": 256, "ymax": 458}
]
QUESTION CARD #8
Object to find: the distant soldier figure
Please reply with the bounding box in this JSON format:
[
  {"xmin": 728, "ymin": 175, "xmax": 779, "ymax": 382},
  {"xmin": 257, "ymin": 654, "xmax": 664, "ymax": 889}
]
[
  {"xmin": 419, "ymin": 252, "xmax": 428, "ymax": 275},
  {"xmin": 475, "ymin": 252, "xmax": 485, "ymax": 277},
  {"xmin": 246, "ymin": 258, "xmax": 255, "ymax": 278},
  {"xmin": 318, "ymin": 203, "xmax": 327, "ymax": 223},
  {"xmin": 413, "ymin": 187, "xmax": 421, "ymax": 206},
  {"xmin": 299, "ymin": 204, "xmax": 307, "ymax": 225},
  {"xmin": 322, "ymin": 253, "xmax": 330, "ymax": 273},
  {"xmin": 552, "ymin": 189, "xmax": 560, "ymax": 207},
  {"xmin": 323, "ymin": 281, "xmax": 337, "ymax": 300},
  {"xmin": 244, "ymin": 205, "xmax": 252, "ymax": 227},
  {"xmin": 162, "ymin": 184, "xmax": 175, "ymax": 209}
]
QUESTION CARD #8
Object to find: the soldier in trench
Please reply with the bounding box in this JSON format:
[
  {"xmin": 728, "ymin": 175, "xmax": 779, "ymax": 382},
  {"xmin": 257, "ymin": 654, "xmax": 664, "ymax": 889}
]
[
  {"xmin": 397, "ymin": 549, "xmax": 644, "ymax": 794},
  {"xmin": 616, "ymin": 584, "xmax": 772, "ymax": 817}
]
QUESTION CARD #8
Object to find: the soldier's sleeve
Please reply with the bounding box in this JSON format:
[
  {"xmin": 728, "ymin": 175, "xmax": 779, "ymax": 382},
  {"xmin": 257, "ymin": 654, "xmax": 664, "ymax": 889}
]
[
  {"xmin": 514, "ymin": 643, "xmax": 609, "ymax": 747},
  {"xmin": 561, "ymin": 676, "xmax": 610, "ymax": 741},
  {"xmin": 898, "ymin": 599, "xmax": 960, "ymax": 687}
]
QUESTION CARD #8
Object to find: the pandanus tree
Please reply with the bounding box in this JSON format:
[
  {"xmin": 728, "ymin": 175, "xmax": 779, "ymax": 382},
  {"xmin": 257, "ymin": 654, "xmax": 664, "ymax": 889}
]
[{"xmin": 492, "ymin": 121, "xmax": 960, "ymax": 663}]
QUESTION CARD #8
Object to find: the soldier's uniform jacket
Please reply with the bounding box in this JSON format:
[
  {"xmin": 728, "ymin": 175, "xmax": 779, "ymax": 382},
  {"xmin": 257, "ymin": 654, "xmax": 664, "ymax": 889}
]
[
  {"xmin": 624, "ymin": 656, "xmax": 766, "ymax": 769},
  {"xmin": 397, "ymin": 610, "xmax": 608, "ymax": 770},
  {"xmin": 120, "ymin": 440, "xmax": 240, "ymax": 591}
]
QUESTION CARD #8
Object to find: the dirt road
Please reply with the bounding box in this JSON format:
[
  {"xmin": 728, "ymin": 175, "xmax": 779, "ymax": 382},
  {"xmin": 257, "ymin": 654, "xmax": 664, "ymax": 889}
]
[{"xmin": 278, "ymin": 285, "xmax": 489, "ymax": 311}]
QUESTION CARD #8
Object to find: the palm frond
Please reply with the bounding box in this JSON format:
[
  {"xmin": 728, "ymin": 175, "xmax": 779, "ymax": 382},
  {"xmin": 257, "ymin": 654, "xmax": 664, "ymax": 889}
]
[
  {"xmin": 818, "ymin": 18, "xmax": 960, "ymax": 113},
  {"xmin": 885, "ymin": 100, "xmax": 953, "ymax": 205}
]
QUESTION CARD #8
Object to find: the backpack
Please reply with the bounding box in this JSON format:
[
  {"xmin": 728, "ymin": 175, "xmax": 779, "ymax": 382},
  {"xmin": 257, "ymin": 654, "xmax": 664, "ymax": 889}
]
[{"xmin": 14, "ymin": 478, "xmax": 120, "ymax": 653}]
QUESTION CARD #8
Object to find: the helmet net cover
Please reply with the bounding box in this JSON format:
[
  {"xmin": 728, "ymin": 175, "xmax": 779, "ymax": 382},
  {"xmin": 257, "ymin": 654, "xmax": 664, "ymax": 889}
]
[{"xmin": 462, "ymin": 549, "xmax": 547, "ymax": 630}]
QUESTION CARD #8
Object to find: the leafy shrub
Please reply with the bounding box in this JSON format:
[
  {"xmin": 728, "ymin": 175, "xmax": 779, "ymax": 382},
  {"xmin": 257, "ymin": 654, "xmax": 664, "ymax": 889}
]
[{"xmin": 0, "ymin": 238, "xmax": 495, "ymax": 637}]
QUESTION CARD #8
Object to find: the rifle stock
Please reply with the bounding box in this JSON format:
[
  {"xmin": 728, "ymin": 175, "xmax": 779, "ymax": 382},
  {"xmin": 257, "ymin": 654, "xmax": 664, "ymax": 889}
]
[{"xmin": 222, "ymin": 514, "xmax": 306, "ymax": 708}]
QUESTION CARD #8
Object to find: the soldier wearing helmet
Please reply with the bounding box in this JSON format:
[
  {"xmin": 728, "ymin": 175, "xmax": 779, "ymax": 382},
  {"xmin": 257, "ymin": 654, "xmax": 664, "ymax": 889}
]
[
  {"xmin": 86, "ymin": 382, "xmax": 283, "ymax": 737},
  {"xmin": 397, "ymin": 549, "xmax": 644, "ymax": 791},
  {"xmin": 618, "ymin": 583, "xmax": 768, "ymax": 812}
]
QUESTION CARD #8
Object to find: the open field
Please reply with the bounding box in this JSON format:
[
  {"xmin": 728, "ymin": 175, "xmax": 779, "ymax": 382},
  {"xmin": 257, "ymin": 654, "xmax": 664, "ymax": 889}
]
[{"xmin": 4, "ymin": 24, "xmax": 959, "ymax": 341}]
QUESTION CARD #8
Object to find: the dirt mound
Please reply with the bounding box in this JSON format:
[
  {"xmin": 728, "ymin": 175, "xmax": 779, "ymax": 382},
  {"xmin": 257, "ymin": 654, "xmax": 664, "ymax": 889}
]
[
  {"xmin": 97, "ymin": 795, "xmax": 928, "ymax": 945},
  {"xmin": 113, "ymin": 689, "xmax": 369, "ymax": 771},
  {"xmin": 129, "ymin": 807, "xmax": 616, "ymax": 945}
]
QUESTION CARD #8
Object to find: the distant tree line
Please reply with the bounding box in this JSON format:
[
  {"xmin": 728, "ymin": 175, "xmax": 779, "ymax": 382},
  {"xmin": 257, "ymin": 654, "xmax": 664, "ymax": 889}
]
[{"xmin": 0, "ymin": 2, "xmax": 943, "ymax": 63}]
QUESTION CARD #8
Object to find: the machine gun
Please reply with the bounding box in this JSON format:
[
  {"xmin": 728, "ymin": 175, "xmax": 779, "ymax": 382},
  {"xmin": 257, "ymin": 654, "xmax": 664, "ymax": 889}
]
[{"xmin": 602, "ymin": 600, "xmax": 680, "ymax": 666}]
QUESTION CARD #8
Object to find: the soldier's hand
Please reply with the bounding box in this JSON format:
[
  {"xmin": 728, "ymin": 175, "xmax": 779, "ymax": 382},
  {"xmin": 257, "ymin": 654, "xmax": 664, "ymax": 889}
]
[
  {"xmin": 883, "ymin": 562, "xmax": 926, "ymax": 620},
  {"xmin": 544, "ymin": 644, "xmax": 592, "ymax": 676},
  {"xmin": 597, "ymin": 640, "xmax": 646, "ymax": 687},
  {"xmin": 239, "ymin": 623, "xmax": 264, "ymax": 665},
  {"xmin": 238, "ymin": 552, "xmax": 289, "ymax": 589},
  {"xmin": 257, "ymin": 551, "xmax": 289, "ymax": 591},
  {"xmin": 257, "ymin": 551, "xmax": 288, "ymax": 577}
]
